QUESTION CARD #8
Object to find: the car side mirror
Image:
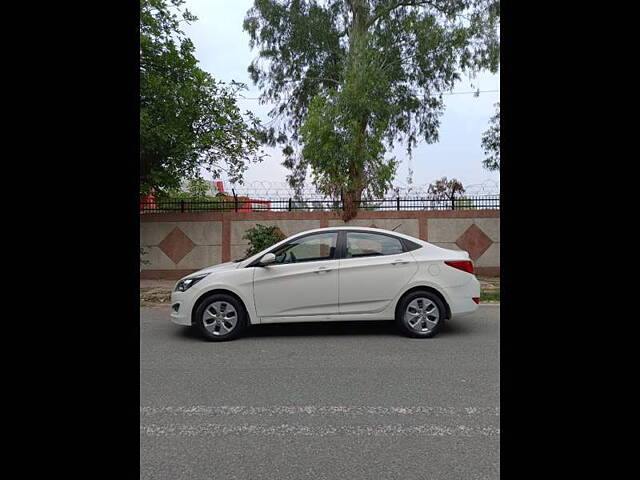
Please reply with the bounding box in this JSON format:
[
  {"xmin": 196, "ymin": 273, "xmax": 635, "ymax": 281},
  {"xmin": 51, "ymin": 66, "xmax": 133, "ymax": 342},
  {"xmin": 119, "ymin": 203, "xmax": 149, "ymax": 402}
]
[{"xmin": 259, "ymin": 253, "xmax": 276, "ymax": 266}]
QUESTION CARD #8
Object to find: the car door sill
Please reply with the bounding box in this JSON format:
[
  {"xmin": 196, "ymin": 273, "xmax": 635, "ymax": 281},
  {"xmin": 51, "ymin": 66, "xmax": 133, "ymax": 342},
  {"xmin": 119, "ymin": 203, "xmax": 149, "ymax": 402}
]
[{"xmin": 260, "ymin": 313, "xmax": 395, "ymax": 323}]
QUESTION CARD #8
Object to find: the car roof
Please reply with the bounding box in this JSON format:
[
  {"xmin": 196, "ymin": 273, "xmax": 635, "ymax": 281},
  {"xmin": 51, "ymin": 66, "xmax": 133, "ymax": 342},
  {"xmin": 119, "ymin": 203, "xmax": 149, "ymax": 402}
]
[
  {"xmin": 294, "ymin": 225, "xmax": 403, "ymax": 232},
  {"xmin": 287, "ymin": 226, "xmax": 425, "ymax": 242}
]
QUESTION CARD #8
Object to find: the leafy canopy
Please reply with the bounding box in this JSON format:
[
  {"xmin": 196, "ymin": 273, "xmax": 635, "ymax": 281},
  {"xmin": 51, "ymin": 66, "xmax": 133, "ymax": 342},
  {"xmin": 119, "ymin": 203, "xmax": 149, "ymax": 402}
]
[
  {"xmin": 427, "ymin": 176, "xmax": 465, "ymax": 198},
  {"xmin": 481, "ymin": 102, "xmax": 500, "ymax": 171},
  {"xmin": 141, "ymin": 0, "xmax": 265, "ymax": 194},
  {"xmin": 244, "ymin": 0, "xmax": 500, "ymax": 214}
]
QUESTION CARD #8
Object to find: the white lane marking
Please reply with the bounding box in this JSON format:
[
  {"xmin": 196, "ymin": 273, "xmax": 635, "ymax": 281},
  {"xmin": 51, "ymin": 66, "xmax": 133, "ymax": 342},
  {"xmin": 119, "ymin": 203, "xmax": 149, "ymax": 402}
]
[
  {"xmin": 140, "ymin": 406, "xmax": 499, "ymax": 417},
  {"xmin": 140, "ymin": 423, "xmax": 500, "ymax": 437}
]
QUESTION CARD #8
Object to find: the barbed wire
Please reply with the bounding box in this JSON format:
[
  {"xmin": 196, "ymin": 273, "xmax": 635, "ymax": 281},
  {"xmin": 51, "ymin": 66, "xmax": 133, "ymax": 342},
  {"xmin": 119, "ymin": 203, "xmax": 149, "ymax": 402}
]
[{"xmin": 202, "ymin": 179, "xmax": 499, "ymax": 199}]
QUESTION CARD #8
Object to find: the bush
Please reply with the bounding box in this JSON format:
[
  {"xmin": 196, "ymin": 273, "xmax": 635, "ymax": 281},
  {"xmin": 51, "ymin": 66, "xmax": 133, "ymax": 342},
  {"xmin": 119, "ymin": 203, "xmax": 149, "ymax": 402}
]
[
  {"xmin": 242, "ymin": 224, "xmax": 286, "ymax": 257},
  {"xmin": 152, "ymin": 191, "xmax": 237, "ymax": 211}
]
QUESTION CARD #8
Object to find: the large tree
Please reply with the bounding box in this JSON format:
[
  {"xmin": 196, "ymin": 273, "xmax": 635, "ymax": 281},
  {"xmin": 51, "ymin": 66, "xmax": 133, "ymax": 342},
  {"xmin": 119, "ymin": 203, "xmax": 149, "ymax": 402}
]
[
  {"xmin": 244, "ymin": 0, "xmax": 499, "ymax": 219},
  {"xmin": 481, "ymin": 102, "xmax": 500, "ymax": 171},
  {"xmin": 141, "ymin": 0, "xmax": 264, "ymax": 194}
]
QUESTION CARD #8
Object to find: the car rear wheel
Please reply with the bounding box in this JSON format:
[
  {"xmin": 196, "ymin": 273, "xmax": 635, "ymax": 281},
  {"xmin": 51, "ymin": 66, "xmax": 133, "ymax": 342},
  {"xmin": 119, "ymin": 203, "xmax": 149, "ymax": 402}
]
[
  {"xmin": 396, "ymin": 291, "xmax": 445, "ymax": 338},
  {"xmin": 194, "ymin": 294, "xmax": 246, "ymax": 341}
]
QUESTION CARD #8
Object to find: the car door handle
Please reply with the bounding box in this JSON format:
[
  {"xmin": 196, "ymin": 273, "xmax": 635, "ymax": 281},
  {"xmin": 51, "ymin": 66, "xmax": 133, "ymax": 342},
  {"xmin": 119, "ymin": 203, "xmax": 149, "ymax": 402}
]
[
  {"xmin": 391, "ymin": 260, "xmax": 410, "ymax": 265},
  {"xmin": 315, "ymin": 266, "xmax": 333, "ymax": 273}
]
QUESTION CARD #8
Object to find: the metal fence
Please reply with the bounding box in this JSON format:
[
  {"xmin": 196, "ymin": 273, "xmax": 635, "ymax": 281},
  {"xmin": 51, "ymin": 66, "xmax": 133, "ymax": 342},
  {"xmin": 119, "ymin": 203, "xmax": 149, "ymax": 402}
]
[{"xmin": 140, "ymin": 195, "xmax": 499, "ymax": 213}]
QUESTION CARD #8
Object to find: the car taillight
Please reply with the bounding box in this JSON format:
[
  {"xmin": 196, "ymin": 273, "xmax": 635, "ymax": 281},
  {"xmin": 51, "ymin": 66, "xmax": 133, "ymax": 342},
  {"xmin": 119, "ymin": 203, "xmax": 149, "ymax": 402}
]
[{"xmin": 444, "ymin": 260, "xmax": 474, "ymax": 274}]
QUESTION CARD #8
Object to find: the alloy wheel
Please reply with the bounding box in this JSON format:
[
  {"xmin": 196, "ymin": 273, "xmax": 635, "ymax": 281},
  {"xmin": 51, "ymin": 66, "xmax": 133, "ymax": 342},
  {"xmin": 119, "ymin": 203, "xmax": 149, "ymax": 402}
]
[
  {"xmin": 404, "ymin": 297, "xmax": 440, "ymax": 333},
  {"xmin": 202, "ymin": 301, "xmax": 238, "ymax": 336}
]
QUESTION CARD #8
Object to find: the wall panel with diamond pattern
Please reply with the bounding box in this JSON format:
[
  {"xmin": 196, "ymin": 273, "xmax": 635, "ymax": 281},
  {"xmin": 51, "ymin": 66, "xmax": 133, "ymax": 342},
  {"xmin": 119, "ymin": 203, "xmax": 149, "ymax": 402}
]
[{"xmin": 140, "ymin": 211, "xmax": 499, "ymax": 279}]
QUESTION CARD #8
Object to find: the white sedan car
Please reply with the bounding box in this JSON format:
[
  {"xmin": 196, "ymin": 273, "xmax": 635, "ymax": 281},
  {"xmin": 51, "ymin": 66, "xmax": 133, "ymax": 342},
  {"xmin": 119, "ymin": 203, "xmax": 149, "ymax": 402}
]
[{"xmin": 170, "ymin": 226, "xmax": 480, "ymax": 341}]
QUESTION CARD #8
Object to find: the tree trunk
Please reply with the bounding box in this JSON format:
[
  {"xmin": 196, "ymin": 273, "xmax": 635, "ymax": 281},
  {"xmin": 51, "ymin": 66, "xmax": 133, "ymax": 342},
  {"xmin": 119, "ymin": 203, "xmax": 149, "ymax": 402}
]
[
  {"xmin": 140, "ymin": 152, "xmax": 162, "ymax": 194},
  {"xmin": 342, "ymin": 186, "xmax": 363, "ymax": 221},
  {"xmin": 341, "ymin": 0, "xmax": 370, "ymax": 222},
  {"xmin": 140, "ymin": 152, "xmax": 153, "ymax": 193},
  {"xmin": 342, "ymin": 115, "xmax": 368, "ymax": 221}
]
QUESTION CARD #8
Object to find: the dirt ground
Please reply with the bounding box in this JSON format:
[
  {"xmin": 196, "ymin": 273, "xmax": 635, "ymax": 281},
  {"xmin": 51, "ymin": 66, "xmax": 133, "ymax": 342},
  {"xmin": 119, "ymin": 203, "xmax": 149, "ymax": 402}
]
[
  {"xmin": 140, "ymin": 277, "xmax": 500, "ymax": 308},
  {"xmin": 477, "ymin": 276, "xmax": 500, "ymax": 291},
  {"xmin": 140, "ymin": 280, "xmax": 175, "ymax": 307}
]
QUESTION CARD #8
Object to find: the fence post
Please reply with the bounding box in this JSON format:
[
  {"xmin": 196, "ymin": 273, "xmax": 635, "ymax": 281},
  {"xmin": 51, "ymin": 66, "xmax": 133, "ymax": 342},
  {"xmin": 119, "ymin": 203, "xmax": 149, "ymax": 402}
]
[
  {"xmin": 397, "ymin": 197, "xmax": 400, "ymax": 211},
  {"xmin": 288, "ymin": 198, "xmax": 292, "ymax": 211},
  {"xmin": 180, "ymin": 200, "xmax": 185, "ymax": 213}
]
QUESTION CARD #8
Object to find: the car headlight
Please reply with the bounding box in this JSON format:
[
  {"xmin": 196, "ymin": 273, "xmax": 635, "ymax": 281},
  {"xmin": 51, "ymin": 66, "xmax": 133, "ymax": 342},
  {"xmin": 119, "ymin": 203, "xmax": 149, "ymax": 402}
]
[{"xmin": 175, "ymin": 273, "xmax": 210, "ymax": 292}]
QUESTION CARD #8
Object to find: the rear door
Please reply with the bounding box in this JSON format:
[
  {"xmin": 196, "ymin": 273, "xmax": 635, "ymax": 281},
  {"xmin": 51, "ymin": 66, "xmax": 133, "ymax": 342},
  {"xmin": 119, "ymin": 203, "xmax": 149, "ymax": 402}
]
[
  {"xmin": 338, "ymin": 231, "xmax": 418, "ymax": 314},
  {"xmin": 253, "ymin": 231, "xmax": 340, "ymax": 320}
]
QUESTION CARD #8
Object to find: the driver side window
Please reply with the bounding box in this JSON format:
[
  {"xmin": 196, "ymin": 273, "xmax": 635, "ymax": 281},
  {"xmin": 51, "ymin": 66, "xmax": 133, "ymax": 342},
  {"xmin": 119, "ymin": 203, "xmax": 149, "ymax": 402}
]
[{"xmin": 271, "ymin": 232, "xmax": 338, "ymax": 264}]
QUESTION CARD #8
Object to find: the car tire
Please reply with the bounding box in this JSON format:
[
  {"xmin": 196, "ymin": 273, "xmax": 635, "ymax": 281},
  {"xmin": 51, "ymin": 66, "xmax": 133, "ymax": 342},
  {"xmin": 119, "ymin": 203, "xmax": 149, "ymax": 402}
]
[
  {"xmin": 396, "ymin": 290, "xmax": 446, "ymax": 338},
  {"xmin": 194, "ymin": 294, "xmax": 246, "ymax": 341}
]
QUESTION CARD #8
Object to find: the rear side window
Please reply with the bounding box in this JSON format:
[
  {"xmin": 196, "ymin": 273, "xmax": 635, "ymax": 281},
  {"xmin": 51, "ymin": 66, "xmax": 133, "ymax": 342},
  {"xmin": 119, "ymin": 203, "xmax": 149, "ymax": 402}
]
[
  {"xmin": 402, "ymin": 239, "xmax": 422, "ymax": 252},
  {"xmin": 346, "ymin": 232, "xmax": 404, "ymax": 258}
]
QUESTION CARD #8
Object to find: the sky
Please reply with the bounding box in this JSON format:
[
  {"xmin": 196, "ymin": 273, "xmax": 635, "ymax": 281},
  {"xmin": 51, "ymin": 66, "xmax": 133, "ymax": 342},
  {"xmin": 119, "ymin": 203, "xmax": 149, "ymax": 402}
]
[{"xmin": 183, "ymin": 0, "xmax": 500, "ymax": 194}]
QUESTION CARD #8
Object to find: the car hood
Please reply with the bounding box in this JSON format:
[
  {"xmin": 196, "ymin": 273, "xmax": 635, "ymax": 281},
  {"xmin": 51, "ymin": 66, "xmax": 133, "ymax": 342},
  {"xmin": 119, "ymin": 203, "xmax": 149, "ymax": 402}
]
[{"xmin": 188, "ymin": 262, "xmax": 239, "ymax": 277}]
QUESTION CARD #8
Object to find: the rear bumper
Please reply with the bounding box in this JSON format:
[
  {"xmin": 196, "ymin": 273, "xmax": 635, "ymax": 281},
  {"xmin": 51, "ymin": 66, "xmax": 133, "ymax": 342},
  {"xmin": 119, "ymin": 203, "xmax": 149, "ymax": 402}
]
[{"xmin": 443, "ymin": 276, "xmax": 481, "ymax": 317}]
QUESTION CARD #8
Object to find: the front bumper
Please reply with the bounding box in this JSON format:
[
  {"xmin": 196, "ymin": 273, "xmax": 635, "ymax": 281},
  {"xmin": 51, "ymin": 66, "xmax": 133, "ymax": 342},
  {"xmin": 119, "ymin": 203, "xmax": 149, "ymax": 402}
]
[{"xmin": 170, "ymin": 290, "xmax": 196, "ymax": 326}]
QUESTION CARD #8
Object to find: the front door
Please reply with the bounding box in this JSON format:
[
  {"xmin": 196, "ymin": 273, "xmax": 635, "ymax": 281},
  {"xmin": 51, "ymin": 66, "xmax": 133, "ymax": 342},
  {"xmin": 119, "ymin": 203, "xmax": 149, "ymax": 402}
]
[
  {"xmin": 253, "ymin": 231, "xmax": 339, "ymax": 321},
  {"xmin": 338, "ymin": 231, "xmax": 418, "ymax": 314}
]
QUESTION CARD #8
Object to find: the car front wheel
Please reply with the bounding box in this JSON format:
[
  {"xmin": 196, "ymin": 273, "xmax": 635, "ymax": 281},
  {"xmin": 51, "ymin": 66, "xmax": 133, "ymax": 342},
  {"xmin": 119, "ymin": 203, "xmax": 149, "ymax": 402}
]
[
  {"xmin": 396, "ymin": 291, "xmax": 445, "ymax": 338},
  {"xmin": 194, "ymin": 294, "xmax": 246, "ymax": 341}
]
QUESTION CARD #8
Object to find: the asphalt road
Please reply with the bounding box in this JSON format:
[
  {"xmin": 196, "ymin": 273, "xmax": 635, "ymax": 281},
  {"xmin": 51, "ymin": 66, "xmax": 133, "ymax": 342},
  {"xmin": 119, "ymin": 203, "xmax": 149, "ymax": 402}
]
[{"xmin": 140, "ymin": 305, "xmax": 500, "ymax": 480}]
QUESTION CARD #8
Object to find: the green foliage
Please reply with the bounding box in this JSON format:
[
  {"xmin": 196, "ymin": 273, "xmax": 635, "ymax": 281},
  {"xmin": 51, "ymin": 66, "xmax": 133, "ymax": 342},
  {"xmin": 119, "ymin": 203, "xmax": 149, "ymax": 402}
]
[
  {"xmin": 242, "ymin": 224, "xmax": 286, "ymax": 257},
  {"xmin": 480, "ymin": 290, "xmax": 500, "ymax": 302},
  {"xmin": 155, "ymin": 190, "xmax": 221, "ymax": 202},
  {"xmin": 153, "ymin": 189, "xmax": 236, "ymax": 211},
  {"xmin": 186, "ymin": 178, "xmax": 211, "ymax": 198},
  {"xmin": 481, "ymin": 102, "xmax": 500, "ymax": 171},
  {"xmin": 244, "ymin": 0, "xmax": 500, "ymax": 218},
  {"xmin": 454, "ymin": 196, "xmax": 475, "ymax": 209},
  {"xmin": 141, "ymin": 0, "xmax": 265, "ymax": 194},
  {"xmin": 300, "ymin": 92, "xmax": 397, "ymax": 200}
]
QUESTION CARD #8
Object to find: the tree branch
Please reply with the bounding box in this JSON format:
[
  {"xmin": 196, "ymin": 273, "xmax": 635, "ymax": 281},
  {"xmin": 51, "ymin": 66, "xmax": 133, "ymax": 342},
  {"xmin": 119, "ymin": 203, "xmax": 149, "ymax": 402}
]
[
  {"xmin": 367, "ymin": 0, "xmax": 448, "ymax": 28},
  {"xmin": 303, "ymin": 76, "xmax": 341, "ymax": 85}
]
